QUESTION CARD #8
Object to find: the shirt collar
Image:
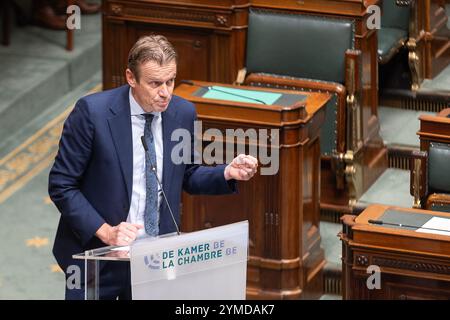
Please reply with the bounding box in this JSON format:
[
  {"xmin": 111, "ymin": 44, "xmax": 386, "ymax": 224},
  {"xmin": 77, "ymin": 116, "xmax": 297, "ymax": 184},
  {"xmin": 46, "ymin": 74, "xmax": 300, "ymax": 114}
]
[{"xmin": 129, "ymin": 88, "xmax": 161, "ymax": 118}]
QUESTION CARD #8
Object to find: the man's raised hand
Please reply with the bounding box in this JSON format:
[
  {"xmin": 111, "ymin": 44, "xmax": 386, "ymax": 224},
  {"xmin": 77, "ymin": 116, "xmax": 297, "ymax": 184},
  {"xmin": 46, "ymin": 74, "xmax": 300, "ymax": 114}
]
[{"xmin": 224, "ymin": 154, "xmax": 258, "ymax": 181}]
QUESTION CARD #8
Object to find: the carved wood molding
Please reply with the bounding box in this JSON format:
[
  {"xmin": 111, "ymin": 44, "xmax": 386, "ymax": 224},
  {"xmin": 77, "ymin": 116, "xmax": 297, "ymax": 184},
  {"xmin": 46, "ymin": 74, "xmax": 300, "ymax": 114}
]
[
  {"xmin": 108, "ymin": 3, "xmax": 231, "ymax": 27},
  {"xmin": 355, "ymin": 254, "xmax": 369, "ymax": 266},
  {"xmin": 372, "ymin": 256, "xmax": 450, "ymax": 275},
  {"xmin": 110, "ymin": 4, "xmax": 122, "ymax": 15},
  {"xmin": 250, "ymin": 256, "xmax": 301, "ymax": 270}
]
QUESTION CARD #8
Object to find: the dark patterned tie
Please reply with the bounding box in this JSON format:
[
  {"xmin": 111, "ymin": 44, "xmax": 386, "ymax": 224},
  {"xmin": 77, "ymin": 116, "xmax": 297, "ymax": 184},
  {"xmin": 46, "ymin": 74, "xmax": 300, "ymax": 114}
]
[{"xmin": 143, "ymin": 114, "xmax": 159, "ymax": 236}]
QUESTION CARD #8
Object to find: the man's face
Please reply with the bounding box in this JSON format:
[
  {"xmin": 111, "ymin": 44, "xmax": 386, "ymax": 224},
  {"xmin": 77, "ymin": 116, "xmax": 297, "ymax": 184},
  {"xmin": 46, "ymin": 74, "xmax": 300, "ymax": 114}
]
[{"xmin": 126, "ymin": 60, "xmax": 177, "ymax": 113}]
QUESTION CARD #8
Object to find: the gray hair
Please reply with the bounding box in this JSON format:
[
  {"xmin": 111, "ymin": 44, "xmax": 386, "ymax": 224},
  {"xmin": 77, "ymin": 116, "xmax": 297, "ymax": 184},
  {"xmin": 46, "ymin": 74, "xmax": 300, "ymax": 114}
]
[{"xmin": 127, "ymin": 35, "xmax": 177, "ymax": 81}]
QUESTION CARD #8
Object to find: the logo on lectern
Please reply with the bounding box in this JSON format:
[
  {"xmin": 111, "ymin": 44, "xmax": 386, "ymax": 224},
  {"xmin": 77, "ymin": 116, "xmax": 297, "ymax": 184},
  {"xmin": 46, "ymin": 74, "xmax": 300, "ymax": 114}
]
[{"xmin": 144, "ymin": 253, "xmax": 161, "ymax": 270}]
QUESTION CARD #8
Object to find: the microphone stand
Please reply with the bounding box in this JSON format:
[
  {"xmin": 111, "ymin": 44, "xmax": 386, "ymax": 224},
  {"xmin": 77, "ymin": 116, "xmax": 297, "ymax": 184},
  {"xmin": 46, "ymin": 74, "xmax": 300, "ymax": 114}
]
[{"xmin": 141, "ymin": 136, "xmax": 180, "ymax": 236}]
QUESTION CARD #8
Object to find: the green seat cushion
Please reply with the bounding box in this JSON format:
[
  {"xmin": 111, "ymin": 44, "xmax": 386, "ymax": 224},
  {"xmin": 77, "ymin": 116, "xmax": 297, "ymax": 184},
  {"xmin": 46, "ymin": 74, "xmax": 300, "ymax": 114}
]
[
  {"xmin": 377, "ymin": 27, "xmax": 408, "ymax": 61},
  {"xmin": 428, "ymin": 142, "xmax": 450, "ymax": 193}
]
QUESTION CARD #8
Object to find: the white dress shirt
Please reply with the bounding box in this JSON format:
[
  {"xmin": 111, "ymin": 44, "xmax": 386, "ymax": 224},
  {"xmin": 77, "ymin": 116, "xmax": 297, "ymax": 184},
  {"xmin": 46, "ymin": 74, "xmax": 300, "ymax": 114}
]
[{"xmin": 126, "ymin": 88, "xmax": 163, "ymax": 238}]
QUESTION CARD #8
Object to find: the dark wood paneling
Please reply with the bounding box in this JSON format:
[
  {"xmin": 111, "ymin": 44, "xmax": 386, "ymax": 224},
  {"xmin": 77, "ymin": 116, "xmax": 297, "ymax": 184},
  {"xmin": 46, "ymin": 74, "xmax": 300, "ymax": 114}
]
[
  {"xmin": 422, "ymin": 0, "xmax": 450, "ymax": 79},
  {"xmin": 175, "ymin": 81, "xmax": 329, "ymax": 299},
  {"xmin": 102, "ymin": 0, "xmax": 249, "ymax": 90}
]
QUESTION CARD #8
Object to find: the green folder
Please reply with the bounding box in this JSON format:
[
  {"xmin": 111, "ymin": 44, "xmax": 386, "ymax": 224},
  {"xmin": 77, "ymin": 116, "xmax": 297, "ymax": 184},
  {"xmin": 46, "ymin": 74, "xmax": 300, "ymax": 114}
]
[
  {"xmin": 202, "ymin": 86, "xmax": 281, "ymax": 105},
  {"xmin": 193, "ymin": 85, "xmax": 307, "ymax": 106}
]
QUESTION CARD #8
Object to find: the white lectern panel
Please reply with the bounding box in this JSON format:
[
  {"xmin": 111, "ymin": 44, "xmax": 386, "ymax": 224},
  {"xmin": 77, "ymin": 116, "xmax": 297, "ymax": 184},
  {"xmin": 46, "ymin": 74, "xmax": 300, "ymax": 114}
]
[{"xmin": 130, "ymin": 221, "xmax": 248, "ymax": 300}]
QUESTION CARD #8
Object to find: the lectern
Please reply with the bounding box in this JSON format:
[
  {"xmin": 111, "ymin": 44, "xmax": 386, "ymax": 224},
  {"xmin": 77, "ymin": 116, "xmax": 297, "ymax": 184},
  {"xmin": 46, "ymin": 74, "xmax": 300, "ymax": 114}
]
[
  {"xmin": 73, "ymin": 221, "xmax": 248, "ymax": 300},
  {"xmin": 174, "ymin": 81, "xmax": 330, "ymax": 299}
]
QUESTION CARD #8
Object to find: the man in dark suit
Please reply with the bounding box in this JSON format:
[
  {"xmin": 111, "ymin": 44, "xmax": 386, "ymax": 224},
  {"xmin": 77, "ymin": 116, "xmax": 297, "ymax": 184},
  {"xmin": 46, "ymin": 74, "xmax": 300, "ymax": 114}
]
[{"xmin": 48, "ymin": 35, "xmax": 258, "ymax": 300}]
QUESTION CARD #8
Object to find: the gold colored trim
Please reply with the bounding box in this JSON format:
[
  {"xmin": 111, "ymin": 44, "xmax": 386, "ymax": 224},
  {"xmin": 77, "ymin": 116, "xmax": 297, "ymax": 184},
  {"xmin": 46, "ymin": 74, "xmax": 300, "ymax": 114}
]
[
  {"xmin": 0, "ymin": 83, "xmax": 101, "ymax": 166},
  {"xmin": 0, "ymin": 84, "xmax": 102, "ymax": 204},
  {"xmin": 412, "ymin": 157, "xmax": 422, "ymax": 208},
  {"xmin": 0, "ymin": 152, "xmax": 56, "ymax": 204},
  {"xmin": 407, "ymin": 38, "xmax": 421, "ymax": 92},
  {"xmin": 234, "ymin": 67, "xmax": 247, "ymax": 85},
  {"xmin": 407, "ymin": 1, "xmax": 422, "ymax": 91}
]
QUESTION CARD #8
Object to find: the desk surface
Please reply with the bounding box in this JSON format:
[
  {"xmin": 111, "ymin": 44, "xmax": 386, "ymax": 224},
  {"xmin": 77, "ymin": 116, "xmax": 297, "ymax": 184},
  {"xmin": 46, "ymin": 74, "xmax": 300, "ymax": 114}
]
[
  {"xmin": 356, "ymin": 205, "xmax": 450, "ymax": 235},
  {"xmin": 192, "ymin": 85, "xmax": 307, "ymax": 106},
  {"xmin": 351, "ymin": 205, "xmax": 450, "ymax": 257},
  {"xmin": 175, "ymin": 80, "xmax": 330, "ymax": 118}
]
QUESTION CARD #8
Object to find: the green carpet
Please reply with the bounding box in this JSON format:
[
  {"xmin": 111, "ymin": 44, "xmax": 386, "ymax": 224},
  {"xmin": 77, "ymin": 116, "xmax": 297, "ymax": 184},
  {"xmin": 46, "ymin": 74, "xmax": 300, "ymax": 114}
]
[
  {"xmin": 421, "ymin": 63, "xmax": 450, "ymax": 92},
  {"xmin": 378, "ymin": 106, "xmax": 434, "ymax": 148},
  {"xmin": 0, "ymin": 81, "xmax": 101, "ymax": 299},
  {"xmin": 0, "ymin": 166, "xmax": 65, "ymax": 299},
  {"xmin": 358, "ymin": 168, "xmax": 413, "ymax": 208},
  {"xmin": 0, "ymin": 1, "xmax": 103, "ymax": 298},
  {"xmin": 0, "ymin": 9, "xmax": 101, "ymax": 151}
]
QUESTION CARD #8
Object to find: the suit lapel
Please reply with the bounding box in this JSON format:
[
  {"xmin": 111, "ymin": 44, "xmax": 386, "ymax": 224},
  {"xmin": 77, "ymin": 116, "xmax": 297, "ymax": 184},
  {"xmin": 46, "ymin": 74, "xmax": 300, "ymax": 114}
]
[
  {"xmin": 107, "ymin": 86, "xmax": 133, "ymax": 204},
  {"xmin": 162, "ymin": 102, "xmax": 179, "ymax": 194}
]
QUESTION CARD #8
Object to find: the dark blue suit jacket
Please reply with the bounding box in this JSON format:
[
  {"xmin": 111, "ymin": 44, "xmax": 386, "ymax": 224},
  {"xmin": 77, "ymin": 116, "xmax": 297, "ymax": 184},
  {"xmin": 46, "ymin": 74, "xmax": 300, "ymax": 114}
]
[{"xmin": 49, "ymin": 85, "xmax": 236, "ymax": 272}]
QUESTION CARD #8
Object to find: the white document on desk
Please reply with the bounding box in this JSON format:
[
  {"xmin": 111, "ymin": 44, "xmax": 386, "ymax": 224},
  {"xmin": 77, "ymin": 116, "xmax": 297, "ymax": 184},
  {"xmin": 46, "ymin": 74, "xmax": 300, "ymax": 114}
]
[{"xmin": 416, "ymin": 217, "xmax": 450, "ymax": 237}]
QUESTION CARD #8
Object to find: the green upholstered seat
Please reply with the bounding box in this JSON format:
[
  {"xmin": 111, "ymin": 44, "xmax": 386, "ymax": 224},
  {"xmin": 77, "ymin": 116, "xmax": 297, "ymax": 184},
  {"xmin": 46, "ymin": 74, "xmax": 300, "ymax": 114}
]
[
  {"xmin": 377, "ymin": 28, "xmax": 408, "ymax": 61},
  {"xmin": 246, "ymin": 9, "xmax": 354, "ymax": 155},
  {"xmin": 378, "ymin": 0, "xmax": 410, "ymax": 63},
  {"xmin": 428, "ymin": 142, "xmax": 450, "ymax": 193}
]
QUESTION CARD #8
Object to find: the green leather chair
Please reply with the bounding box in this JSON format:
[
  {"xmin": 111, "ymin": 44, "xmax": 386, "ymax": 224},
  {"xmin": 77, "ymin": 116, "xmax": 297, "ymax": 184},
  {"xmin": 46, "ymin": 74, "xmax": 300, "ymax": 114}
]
[
  {"xmin": 378, "ymin": 0, "xmax": 421, "ymax": 90},
  {"xmin": 411, "ymin": 143, "xmax": 450, "ymax": 213},
  {"xmin": 378, "ymin": 0, "xmax": 410, "ymax": 64},
  {"xmin": 427, "ymin": 142, "xmax": 450, "ymax": 213},
  {"xmin": 237, "ymin": 9, "xmax": 380, "ymax": 204},
  {"xmin": 240, "ymin": 9, "xmax": 356, "ymax": 158}
]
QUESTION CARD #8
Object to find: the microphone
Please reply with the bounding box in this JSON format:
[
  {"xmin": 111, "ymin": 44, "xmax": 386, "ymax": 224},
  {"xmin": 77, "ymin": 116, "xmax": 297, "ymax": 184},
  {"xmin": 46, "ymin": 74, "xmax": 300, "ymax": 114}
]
[
  {"xmin": 180, "ymin": 79, "xmax": 267, "ymax": 105},
  {"xmin": 368, "ymin": 219, "xmax": 449, "ymax": 234},
  {"xmin": 141, "ymin": 136, "xmax": 180, "ymax": 236}
]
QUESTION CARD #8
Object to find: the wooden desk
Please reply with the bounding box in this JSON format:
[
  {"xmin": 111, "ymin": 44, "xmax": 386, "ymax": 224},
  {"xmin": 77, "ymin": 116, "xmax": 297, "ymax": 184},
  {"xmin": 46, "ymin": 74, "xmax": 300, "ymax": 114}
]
[
  {"xmin": 437, "ymin": 108, "xmax": 450, "ymax": 118},
  {"xmin": 418, "ymin": 109, "xmax": 450, "ymax": 150},
  {"xmin": 174, "ymin": 81, "xmax": 330, "ymax": 299},
  {"xmin": 341, "ymin": 204, "xmax": 450, "ymax": 299}
]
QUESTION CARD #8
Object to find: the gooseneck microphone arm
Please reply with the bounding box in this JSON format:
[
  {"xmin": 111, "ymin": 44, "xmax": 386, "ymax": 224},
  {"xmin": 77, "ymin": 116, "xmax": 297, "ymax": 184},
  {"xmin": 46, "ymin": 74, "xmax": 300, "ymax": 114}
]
[
  {"xmin": 180, "ymin": 79, "xmax": 267, "ymax": 105},
  {"xmin": 368, "ymin": 219, "xmax": 449, "ymax": 233},
  {"xmin": 141, "ymin": 136, "xmax": 180, "ymax": 236}
]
